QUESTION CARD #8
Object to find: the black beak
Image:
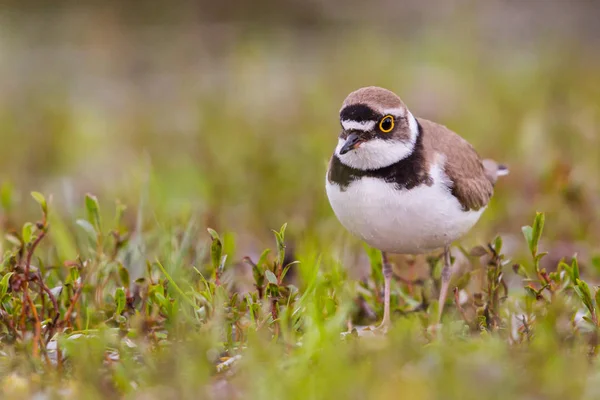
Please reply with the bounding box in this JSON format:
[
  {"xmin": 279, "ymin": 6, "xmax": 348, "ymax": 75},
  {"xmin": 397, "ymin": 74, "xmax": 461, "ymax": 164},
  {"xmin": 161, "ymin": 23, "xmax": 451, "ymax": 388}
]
[{"xmin": 339, "ymin": 133, "xmax": 363, "ymax": 155}]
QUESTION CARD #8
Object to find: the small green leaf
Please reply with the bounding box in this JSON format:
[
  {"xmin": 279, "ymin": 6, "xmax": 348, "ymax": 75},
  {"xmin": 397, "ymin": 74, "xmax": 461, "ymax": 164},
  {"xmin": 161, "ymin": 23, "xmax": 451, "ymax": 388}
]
[
  {"xmin": 22, "ymin": 222, "xmax": 33, "ymax": 244},
  {"xmin": 493, "ymin": 236, "xmax": 503, "ymax": 254},
  {"xmin": 218, "ymin": 255, "xmax": 228, "ymax": 276},
  {"xmin": 281, "ymin": 261, "xmax": 300, "ymax": 281},
  {"xmin": 572, "ymin": 257, "xmax": 580, "ymax": 282},
  {"xmin": 257, "ymin": 248, "xmax": 271, "ymax": 269},
  {"xmin": 531, "ymin": 212, "xmax": 545, "ymax": 254},
  {"xmin": 265, "ymin": 270, "xmax": 278, "ymax": 285},
  {"xmin": 115, "ymin": 287, "xmax": 126, "ymax": 315},
  {"xmin": 559, "ymin": 261, "xmax": 573, "ymax": 283},
  {"xmin": 272, "ymin": 223, "xmax": 287, "ymax": 266},
  {"xmin": 76, "ymin": 219, "xmax": 97, "ymax": 241},
  {"xmin": 278, "ymin": 223, "xmax": 287, "ymax": 240},
  {"xmin": 207, "ymin": 228, "xmax": 220, "ymax": 241},
  {"xmin": 153, "ymin": 292, "xmax": 169, "ymax": 312},
  {"xmin": 0, "ymin": 272, "xmax": 14, "ymax": 299},
  {"xmin": 31, "ymin": 191, "xmax": 47, "ymax": 214},
  {"xmin": 582, "ymin": 315, "xmax": 595, "ymax": 325},
  {"xmin": 548, "ymin": 272, "xmax": 560, "ymax": 282},
  {"xmin": 208, "ymin": 229, "xmax": 223, "ymax": 271},
  {"xmin": 118, "ymin": 264, "xmax": 130, "ymax": 289},
  {"xmin": 512, "ymin": 264, "xmax": 529, "ymax": 278},
  {"xmin": 575, "ymin": 279, "xmax": 594, "ymax": 315},
  {"xmin": 521, "ymin": 226, "xmax": 533, "ymax": 255},
  {"xmin": 595, "ymin": 288, "xmax": 600, "ymax": 312},
  {"xmin": 524, "ymin": 286, "xmax": 538, "ymax": 299},
  {"xmin": 148, "ymin": 283, "xmax": 164, "ymax": 299},
  {"xmin": 85, "ymin": 193, "xmax": 102, "ymax": 233}
]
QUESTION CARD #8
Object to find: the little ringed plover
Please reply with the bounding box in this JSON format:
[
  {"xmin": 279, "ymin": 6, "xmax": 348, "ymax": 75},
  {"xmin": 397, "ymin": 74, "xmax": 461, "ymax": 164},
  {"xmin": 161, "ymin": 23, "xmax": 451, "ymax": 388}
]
[{"xmin": 325, "ymin": 86, "xmax": 507, "ymax": 328}]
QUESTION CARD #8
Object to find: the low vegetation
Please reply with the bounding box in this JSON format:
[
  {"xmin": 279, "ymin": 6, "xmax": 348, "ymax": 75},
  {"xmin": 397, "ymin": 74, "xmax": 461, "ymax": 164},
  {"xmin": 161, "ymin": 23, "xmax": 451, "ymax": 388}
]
[{"xmin": 0, "ymin": 190, "xmax": 599, "ymax": 399}]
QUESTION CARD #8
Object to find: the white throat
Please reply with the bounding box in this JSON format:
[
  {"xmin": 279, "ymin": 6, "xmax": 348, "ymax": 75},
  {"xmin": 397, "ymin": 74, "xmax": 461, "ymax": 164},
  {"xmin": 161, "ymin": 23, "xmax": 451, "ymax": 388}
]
[{"xmin": 335, "ymin": 112, "xmax": 419, "ymax": 170}]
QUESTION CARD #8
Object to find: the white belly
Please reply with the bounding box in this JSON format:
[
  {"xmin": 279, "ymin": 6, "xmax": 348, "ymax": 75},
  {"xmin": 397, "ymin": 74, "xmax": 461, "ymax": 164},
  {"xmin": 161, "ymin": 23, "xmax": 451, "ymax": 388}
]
[{"xmin": 325, "ymin": 164, "xmax": 485, "ymax": 254}]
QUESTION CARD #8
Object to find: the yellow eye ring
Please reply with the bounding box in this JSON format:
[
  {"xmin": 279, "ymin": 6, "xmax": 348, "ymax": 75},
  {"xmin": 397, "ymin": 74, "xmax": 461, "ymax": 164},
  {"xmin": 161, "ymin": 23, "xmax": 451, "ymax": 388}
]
[{"xmin": 379, "ymin": 115, "xmax": 394, "ymax": 133}]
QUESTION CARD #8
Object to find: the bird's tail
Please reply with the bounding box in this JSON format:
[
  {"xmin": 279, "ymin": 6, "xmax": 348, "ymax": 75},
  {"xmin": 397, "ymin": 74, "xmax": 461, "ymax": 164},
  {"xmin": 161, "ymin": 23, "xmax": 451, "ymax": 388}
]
[{"xmin": 482, "ymin": 159, "xmax": 509, "ymax": 185}]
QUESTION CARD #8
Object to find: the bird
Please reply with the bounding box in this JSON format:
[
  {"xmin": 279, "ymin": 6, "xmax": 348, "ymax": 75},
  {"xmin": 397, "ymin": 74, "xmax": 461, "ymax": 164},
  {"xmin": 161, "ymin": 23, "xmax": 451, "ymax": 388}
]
[{"xmin": 325, "ymin": 86, "xmax": 507, "ymax": 330}]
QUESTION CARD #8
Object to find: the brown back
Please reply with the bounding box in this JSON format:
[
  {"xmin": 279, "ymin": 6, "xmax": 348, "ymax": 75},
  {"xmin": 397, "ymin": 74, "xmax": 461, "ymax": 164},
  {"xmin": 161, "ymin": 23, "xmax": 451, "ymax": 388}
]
[{"xmin": 418, "ymin": 118, "xmax": 494, "ymax": 211}]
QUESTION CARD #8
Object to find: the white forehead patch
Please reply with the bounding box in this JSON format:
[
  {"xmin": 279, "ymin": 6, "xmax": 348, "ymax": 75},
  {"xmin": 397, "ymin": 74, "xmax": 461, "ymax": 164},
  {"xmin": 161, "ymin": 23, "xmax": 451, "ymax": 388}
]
[
  {"xmin": 341, "ymin": 120, "xmax": 376, "ymax": 132},
  {"xmin": 380, "ymin": 107, "xmax": 406, "ymax": 117}
]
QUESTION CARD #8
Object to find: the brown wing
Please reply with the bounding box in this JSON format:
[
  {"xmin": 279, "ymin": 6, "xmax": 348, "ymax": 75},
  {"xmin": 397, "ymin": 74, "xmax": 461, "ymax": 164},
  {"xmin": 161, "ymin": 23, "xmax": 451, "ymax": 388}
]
[{"xmin": 418, "ymin": 118, "xmax": 494, "ymax": 211}]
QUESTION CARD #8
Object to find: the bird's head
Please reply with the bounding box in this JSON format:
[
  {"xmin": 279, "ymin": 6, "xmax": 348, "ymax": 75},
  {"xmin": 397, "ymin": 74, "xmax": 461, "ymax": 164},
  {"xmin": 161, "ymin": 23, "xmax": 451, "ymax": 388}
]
[{"xmin": 336, "ymin": 86, "xmax": 420, "ymax": 170}]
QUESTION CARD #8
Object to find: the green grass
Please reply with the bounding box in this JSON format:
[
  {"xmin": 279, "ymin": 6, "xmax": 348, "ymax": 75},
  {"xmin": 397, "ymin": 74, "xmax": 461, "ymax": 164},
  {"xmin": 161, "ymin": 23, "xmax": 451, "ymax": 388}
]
[
  {"xmin": 1, "ymin": 193, "xmax": 599, "ymax": 399},
  {"xmin": 1, "ymin": 13, "xmax": 600, "ymax": 399}
]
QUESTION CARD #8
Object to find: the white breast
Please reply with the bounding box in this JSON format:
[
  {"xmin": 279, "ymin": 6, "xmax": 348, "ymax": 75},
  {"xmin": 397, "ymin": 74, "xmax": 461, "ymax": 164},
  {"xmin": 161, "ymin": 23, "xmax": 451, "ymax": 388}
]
[{"xmin": 325, "ymin": 162, "xmax": 485, "ymax": 254}]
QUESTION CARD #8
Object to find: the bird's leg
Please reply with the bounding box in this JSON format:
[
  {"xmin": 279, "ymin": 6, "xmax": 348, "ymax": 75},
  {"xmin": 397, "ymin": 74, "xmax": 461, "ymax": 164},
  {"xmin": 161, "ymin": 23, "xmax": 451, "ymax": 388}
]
[
  {"xmin": 379, "ymin": 252, "xmax": 392, "ymax": 330},
  {"xmin": 437, "ymin": 245, "xmax": 452, "ymax": 322}
]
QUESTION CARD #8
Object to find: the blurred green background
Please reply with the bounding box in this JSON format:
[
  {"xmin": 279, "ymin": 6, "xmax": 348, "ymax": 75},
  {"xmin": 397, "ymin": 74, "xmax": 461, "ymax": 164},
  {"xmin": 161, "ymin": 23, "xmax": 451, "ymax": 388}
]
[
  {"xmin": 1, "ymin": 0, "xmax": 599, "ymax": 269},
  {"xmin": 3, "ymin": 2, "xmax": 600, "ymax": 399}
]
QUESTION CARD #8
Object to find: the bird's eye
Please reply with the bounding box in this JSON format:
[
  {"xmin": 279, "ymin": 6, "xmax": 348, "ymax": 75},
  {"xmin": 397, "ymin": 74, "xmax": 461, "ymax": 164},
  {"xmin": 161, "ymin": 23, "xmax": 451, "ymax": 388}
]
[{"xmin": 379, "ymin": 115, "xmax": 394, "ymax": 133}]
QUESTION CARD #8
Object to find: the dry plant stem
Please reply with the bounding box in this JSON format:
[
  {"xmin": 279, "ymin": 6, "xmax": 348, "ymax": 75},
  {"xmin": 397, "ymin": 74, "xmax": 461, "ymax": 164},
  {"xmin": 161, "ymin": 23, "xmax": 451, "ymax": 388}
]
[
  {"xmin": 19, "ymin": 230, "xmax": 47, "ymax": 343},
  {"xmin": 27, "ymin": 295, "xmax": 42, "ymax": 358},
  {"xmin": 19, "ymin": 301, "xmax": 27, "ymax": 333},
  {"xmin": 26, "ymin": 230, "xmax": 46, "ymax": 274},
  {"xmin": 44, "ymin": 313, "xmax": 61, "ymax": 346},
  {"xmin": 438, "ymin": 246, "xmax": 452, "ymax": 322},
  {"xmin": 32, "ymin": 272, "xmax": 61, "ymax": 341},
  {"xmin": 37, "ymin": 279, "xmax": 59, "ymax": 317},
  {"xmin": 62, "ymin": 283, "xmax": 83, "ymax": 328},
  {"xmin": 40, "ymin": 282, "xmax": 46, "ymax": 319},
  {"xmin": 380, "ymin": 252, "xmax": 392, "ymax": 329}
]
